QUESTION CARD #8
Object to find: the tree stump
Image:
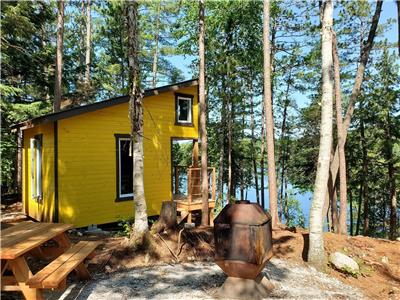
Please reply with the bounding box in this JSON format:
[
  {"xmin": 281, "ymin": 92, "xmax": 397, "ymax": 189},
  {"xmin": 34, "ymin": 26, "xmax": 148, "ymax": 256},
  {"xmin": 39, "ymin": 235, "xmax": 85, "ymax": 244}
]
[{"xmin": 160, "ymin": 201, "xmax": 177, "ymax": 229}]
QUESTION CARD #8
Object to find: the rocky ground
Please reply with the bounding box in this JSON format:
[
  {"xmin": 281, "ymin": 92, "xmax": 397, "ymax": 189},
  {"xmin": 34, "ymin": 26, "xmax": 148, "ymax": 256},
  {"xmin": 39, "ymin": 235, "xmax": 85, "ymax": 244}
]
[
  {"xmin": 44, "ymin": 259, "xmax": 364, "ymax": 300},
  {"xmin": 1, "ymin": 202, "xmax": 400, "ymax": 300}
]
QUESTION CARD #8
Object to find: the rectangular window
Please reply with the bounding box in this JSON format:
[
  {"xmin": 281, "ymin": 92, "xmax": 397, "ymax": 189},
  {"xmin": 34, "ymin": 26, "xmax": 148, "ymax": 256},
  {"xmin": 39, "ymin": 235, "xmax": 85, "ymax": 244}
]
[
  {"xmin": 116, "ymin": 135, "xmax": 133, "ymax": 200},
  {"xmin": 175, "ymin": 94, "xmax": 193, "ymax": 125},
  {"xmin": 30, "ymin": 135, "xmax": 42, "ymax": 202}
]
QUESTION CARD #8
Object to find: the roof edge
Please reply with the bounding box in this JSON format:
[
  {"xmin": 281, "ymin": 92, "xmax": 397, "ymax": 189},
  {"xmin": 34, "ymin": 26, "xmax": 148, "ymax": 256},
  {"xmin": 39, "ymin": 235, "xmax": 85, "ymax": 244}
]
[{"xmin": 12, "ymin": 78, "xmax": 198, "ymax": 130}]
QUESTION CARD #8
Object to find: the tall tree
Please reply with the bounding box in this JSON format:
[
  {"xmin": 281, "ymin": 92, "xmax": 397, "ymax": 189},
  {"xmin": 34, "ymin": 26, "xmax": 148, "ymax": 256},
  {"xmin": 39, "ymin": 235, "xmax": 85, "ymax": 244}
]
[
  {"xmin": 326, "ymin": 0, "xmax": 383, "ymax": 209},
  {"xmin": 332, "ymin": 32, "xmax": 347, "ymax": 235},
  {"xmin": 263, "ymin": 0, "xmax": 279, "ymax": 227},
  {"xmin": 85, "ymin": 0, "xmax": 92, "ymax": 99},
  {"xmin": 126, "ymin": 0, "xmax": 148, "ymax": 237},
  {"xmin": 308, "ymin": 0, "xmax": 333, "ymax": 270},
  {"xmin": 397, "ymin": 0, "xmax": 400, "ymax": 56},
  {"xmin": 151, "ymin": 1, "xmax": 161, "ymax": 88},
  {"xmin": 54, "ymin": 0, "xmax": 65, "ymax": 112},
  {"xmin": 199, "ymin": 0, "xmax": 209, "ymax": 226}
]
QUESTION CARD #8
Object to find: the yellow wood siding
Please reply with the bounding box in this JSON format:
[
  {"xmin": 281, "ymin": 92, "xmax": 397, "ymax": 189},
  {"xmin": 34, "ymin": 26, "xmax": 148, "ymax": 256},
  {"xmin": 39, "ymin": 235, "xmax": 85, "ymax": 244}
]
[
  {"xmin": 22, "ymin": 123, "xmax": 55, "ymax": 222},
  {"xmin": 57, "ymin": 86, "xmax": 198, "ymax": 227}
]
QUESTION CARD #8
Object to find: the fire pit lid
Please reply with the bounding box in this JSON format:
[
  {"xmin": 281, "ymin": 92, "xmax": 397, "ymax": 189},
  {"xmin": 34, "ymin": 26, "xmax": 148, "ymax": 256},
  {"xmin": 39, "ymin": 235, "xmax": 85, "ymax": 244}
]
[{"xmin": 214, "ymin": 201, "xmax": 271, "ymax": 226}]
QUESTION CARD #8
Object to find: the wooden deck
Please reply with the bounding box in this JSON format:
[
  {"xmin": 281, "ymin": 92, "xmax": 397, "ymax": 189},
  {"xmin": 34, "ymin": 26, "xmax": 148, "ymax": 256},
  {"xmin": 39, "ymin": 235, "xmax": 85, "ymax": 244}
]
[{"xmin": 172, "ymin": 166, "xmax": 216, "ymax": 225}]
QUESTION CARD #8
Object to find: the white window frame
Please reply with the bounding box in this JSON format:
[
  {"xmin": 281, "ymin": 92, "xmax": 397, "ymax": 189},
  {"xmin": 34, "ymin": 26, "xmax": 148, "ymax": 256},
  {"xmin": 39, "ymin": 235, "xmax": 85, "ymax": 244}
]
[
  {"xmin": 30, "ymin": 136, "xmax": 42, "ymax": 202},
  {"xmin": 118, "ymin": 137, "xmax": 134, "ymax": 199},
  {"xmin": 176, "ymin": 96, "xmax": 192, "ymax": 124}
]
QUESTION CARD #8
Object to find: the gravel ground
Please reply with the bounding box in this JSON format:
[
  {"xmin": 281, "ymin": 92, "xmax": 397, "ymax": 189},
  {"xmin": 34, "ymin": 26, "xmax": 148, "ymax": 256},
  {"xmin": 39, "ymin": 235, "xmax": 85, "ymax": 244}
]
[{"xmin": 46, "ymin": 258, "xmax": 365, "ymax": 300}]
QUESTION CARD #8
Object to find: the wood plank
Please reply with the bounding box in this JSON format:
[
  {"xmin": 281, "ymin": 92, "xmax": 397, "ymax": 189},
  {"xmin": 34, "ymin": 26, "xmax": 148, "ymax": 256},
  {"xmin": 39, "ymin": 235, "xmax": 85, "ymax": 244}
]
[
  {"xmin": 8, "ymin": 257, "xmax": 44, "ymax": 300},
  {"xmin": 1, "ymin": 224, "xmax": 73, "ymax": 259},
  {"xmin": 1, "ymin": 275, "xmax": 17, "ymax": 286},
  {"xmin": 41, "ymin": 241, "xmax": 100, "ymax": 288},
  {"xmin": 74, "ymin": 264, "xmax": 91, "ymax": 280},
  {"xmin": 1, "ymin": 223, "xmax": 55, "ymax": 249},
  {"xmin": 26, "ymin": 241, "xmax": 88, "ymax": 288},
  {"xmin": 0, "ymin": 221, "xmax": 35, "ymax": 239},
  {"xmin": 0, "ymin": 222, "xmax": 39, "ymax": 246}
]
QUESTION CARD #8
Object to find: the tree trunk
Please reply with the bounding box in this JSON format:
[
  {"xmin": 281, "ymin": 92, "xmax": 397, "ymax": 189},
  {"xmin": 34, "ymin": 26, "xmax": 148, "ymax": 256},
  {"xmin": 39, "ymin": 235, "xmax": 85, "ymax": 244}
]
[
  {"xmin": 385, "ymin": 110, "xmax": 398, "ymax": 240},
  {"xmin": 79, "ymin": 0, "xmax": 85, "ymax": 86},
  {"xmin": 260, "ymin": 107, "xmax": 266, "ymax": 209},
  {"xmin": 331, "ymin": 188, "xmax": 338, "ymax": 232},
  {"xmin": 326, "ymin": 0, "xmax": 383, "ymax": 208},
  {"xmin": 397, "ymin": 0, "xmax": 400, "ymax": 56},
  {"xmin": 85, "ymin": 0, "xmax": 92, "ymax": 99},
  {"xmin": 198, "ymin": 0, "xmax": 209, "ymax": 226},
  {"xmin": 355, "ymin": 187, "xmax": 362, "ymax": 236},
  {"xmin": 332, "ymin": 32, "xmax": 347, "ymax": 234},
  {"xmin": 360, "ymin": 116, "xmax": 369, "ymax": 236},
  {"xmin": 279, "ymin": 72, "xmax": 291, "ymax": 223},
  {"xmin": 263, "ymin": 0, "xmax": 278, "ymax": 228},
  {"xmin": 308, "ymin": 0, "xmax": 333, "ymax": 270},
  {"xmin": 249, "ymin": 82, "xmax": 260, "ymax": 205},
  {"xmin": 54, "ymin": 0, "xmax": 65, "ymax": 112},
  {"xmin": 127, "ymin": 0, "xmax": 148, "ymax": 235},
  {"xmin": 217, "ymin": 95, "xmax": 226, "ymax": 203},
  {"xmin": 227, "ymin": 95, "xmax": 233, "ymax": 202},
  {"xmin": 349, "ymin": 189, "xmax": 353, "ymax": 236},
  {"xmin": 152, "ymin": 1, "xmax": 161, "ymax": 88}
]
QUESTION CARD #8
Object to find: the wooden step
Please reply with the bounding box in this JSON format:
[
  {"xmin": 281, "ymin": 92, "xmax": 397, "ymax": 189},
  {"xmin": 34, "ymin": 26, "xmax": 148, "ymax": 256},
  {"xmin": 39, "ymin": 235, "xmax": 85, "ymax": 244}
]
[{"xmin": 27, "ymin": 241, "xmax": 100, "ymax": 289}]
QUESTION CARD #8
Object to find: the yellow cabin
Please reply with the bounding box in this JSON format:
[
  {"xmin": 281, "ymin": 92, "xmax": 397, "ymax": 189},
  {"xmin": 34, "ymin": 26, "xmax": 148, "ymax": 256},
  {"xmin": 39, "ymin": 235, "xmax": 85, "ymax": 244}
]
[{"xmin": 14, "ymin": 79, "xmax": 208, "ymax": 228}]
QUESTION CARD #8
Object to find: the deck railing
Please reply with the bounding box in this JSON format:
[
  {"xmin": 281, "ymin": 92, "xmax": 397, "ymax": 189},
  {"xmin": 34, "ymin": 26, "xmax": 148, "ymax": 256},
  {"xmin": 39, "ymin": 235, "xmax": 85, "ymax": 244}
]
[{"xmin": 173, "ymin": 166, "xmax": 216, "ymax": 204}]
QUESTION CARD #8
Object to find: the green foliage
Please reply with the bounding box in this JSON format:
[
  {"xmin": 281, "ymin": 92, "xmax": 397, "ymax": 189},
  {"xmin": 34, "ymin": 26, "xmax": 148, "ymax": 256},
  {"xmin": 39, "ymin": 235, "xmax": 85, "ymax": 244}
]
[
  {"xmin": 284, "ymin": 190, "xmax": 306, "ymax": 228},
  {"xmin": 116, "ymin": 217, "xmax": 135, "ymax": 237}
]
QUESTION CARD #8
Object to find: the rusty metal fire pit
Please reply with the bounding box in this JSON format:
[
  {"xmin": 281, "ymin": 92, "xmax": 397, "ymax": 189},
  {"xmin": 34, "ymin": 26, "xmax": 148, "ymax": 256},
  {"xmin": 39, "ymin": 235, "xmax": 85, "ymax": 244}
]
[{"xmin": 214, "ymin": 200, "xmax": 274, "ymax": 299}]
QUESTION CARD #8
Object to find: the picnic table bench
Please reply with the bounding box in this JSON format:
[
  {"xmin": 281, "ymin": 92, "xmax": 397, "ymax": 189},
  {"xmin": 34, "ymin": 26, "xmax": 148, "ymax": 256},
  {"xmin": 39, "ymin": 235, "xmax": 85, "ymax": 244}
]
[{"xmin": 1, "ymin": 221, "xmax": 100, "ymax": 300}]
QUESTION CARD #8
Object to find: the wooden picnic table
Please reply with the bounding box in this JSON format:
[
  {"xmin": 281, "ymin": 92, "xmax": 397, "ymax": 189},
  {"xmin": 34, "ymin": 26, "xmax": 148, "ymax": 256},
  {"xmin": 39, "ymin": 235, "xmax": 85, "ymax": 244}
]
[{"xmin": 1, "ymin": 221, "xmax": 100, "ymax": 300}]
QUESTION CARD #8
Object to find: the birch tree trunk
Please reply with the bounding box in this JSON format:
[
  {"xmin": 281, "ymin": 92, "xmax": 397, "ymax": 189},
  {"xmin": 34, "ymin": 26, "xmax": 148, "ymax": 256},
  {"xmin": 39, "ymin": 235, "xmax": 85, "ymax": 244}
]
[
  {"xmin": 85, "ymin": 0, "xmax": 91, "ymax": 99},
  {"xmin": 326, "ymin": 0, "xmax": 383, "ymax": 208},
  {"xmin": 308, "ymin": 0, "xmax": 333, "ymax": 270},
  {"xmin": 198, "ymin": 0, "xmax": 209, "ymax": 226},
  {"xmin": 54, "ymin": 0, "xmax": 65, "ymax": 112},
  {"xmin": 152, "ymin": 1, "xmax": 161, "ymax": 88},
  {"xmin": 263, "ymin": 0, "xmax": 278, "ymax": 227},
  {"xmin": 332, "ymin": 32, "xmax": 347, "ymax": 234},
  {"xmin": 127, "ymin": 0, "xmax": 148, "ymax": 235}
]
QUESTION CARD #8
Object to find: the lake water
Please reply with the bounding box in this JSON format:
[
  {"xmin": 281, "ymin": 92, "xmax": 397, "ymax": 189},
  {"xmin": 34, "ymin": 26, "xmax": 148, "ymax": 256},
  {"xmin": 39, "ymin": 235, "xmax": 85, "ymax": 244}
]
[
  {"xmin": 175, "ymin": 171, "xmax": 315, "ymax": 228},
  {"xmin": 238, "ymin": 184, "xmax": 313, "ymax": 226}
]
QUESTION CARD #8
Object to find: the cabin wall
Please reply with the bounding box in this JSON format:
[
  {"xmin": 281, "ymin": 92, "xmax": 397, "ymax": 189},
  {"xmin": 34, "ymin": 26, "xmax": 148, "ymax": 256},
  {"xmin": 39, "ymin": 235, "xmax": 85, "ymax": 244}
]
[
  {"xmin": 57, "ymin": 86, "xmax": 198, "ymax": 227},
  {"xmin": 22, "ymin": 123, "xmax": 55, "ymax": 222}
]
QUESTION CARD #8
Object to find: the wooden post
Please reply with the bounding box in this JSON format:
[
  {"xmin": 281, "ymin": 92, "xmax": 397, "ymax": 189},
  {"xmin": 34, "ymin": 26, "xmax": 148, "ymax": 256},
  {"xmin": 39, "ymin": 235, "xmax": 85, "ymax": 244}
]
[
  {"xmin": 9, "ymin": 257, "xmax": 44, "ymax": 300},
  {"xmin": 192, "ymin": 140, "xmax": 199, "ymax": 167},
  {"xmin": 212, "ymin": 167, "xmax": 216, "ymax": 201},
  {"xmin": 187, "ymin": 168, "xmax": 192, "ymax": 205},
  {"xmin": 187, "ymin": 168, "xmax": 192, "ymax": 223},
  {"xmin": 174, "ymin": 167, "xmax": 179, "ymax": 195}
]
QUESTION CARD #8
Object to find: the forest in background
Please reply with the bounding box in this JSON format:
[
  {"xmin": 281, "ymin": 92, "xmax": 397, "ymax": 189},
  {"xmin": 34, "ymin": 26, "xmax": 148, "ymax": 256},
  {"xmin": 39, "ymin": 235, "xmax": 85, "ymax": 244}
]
[{"xmin": 1, "ymin": 0, "xmax": 399, "ymax": 239}]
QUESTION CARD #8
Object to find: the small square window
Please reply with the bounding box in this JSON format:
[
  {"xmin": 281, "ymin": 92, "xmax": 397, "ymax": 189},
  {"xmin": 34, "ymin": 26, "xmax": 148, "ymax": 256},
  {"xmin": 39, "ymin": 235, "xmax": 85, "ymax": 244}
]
[{"xmin": 175, "ymin": 94, "xmax": 193, "ymax": 125}]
